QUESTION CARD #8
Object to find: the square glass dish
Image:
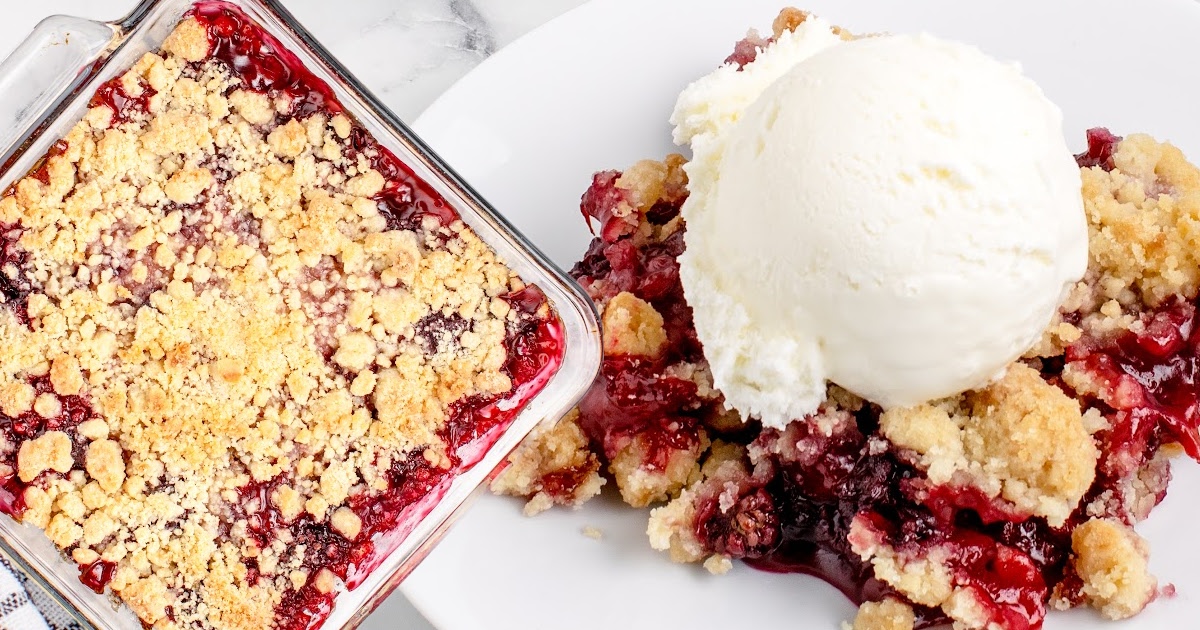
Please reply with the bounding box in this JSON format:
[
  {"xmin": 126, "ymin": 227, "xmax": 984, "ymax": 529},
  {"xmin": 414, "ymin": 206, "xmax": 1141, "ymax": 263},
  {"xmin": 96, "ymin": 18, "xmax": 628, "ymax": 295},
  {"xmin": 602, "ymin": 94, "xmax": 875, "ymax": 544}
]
[{"xmin": 0, "ymin": 1, "xmax": 601, "ymax": 629}]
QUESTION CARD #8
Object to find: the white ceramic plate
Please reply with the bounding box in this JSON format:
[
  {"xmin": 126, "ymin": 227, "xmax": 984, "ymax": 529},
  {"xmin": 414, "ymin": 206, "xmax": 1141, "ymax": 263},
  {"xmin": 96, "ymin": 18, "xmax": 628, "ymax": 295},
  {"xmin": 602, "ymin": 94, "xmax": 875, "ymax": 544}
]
[{"xmin": 403, "ymin": 0, "xmax": 1200, "ymax": 628}]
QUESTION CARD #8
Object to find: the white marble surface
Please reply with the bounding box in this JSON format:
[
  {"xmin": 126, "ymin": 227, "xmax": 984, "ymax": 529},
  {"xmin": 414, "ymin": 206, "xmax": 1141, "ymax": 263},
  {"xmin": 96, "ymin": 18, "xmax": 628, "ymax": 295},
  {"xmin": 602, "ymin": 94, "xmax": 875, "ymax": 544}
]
[
  {"xmin": 0, "ymin": 1, "xmax": 589, "ymax": 628},
  {"xmin": 0, "ymin": 0, "xmax": 587, "ymax": 120}
]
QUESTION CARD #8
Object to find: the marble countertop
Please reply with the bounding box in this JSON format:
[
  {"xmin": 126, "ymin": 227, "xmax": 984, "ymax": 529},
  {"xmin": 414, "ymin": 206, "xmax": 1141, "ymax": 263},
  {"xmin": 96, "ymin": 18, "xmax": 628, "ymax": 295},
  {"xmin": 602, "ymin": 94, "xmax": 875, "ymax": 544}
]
[
  {"xmin": 0, "ymin": 1, "xmax": 589, "ymax": 628},
  {"xmin": 0, "ymin": 0, "xmax": 588, "ymax": 121}
]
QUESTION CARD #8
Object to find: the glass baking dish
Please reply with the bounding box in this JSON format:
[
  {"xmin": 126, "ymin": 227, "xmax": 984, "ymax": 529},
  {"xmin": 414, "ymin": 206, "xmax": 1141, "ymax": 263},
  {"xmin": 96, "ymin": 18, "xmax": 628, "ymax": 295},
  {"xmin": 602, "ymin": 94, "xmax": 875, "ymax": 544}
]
[{"xmin": 0, "ymin": 1, "xmax": 601, "ymax": 628}]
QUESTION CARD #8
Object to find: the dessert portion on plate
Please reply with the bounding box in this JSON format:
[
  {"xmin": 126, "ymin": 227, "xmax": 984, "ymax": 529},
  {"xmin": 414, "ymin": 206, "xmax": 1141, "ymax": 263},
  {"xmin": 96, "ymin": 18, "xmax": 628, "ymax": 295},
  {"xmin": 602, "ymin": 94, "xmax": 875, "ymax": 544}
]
[
  {"xmin": 493, "ymin": 8, "xmax": 1199, "ymax": 629},
  {"xmin": 0, "ymin": 4, "xmax": 562, "ymax": 630}
]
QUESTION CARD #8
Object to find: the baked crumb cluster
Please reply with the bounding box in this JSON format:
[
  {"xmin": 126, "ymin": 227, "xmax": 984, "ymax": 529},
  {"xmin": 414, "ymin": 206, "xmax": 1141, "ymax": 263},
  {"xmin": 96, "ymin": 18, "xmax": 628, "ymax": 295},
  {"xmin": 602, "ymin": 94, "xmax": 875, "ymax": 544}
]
[
  {"xmin": 493, "ymin": 9, "xmax": 1200, "ymax": 630},
  {"xmin": 880, "ymin": 364, "xmax": 1099, "ymax": 528},
  {"xmin": 0, "ymin": 11, "xmax": 552, "ymax": 630},
  {"xmin": 489, "ymin": 408, "xmax": 604, "ymax": 515}
]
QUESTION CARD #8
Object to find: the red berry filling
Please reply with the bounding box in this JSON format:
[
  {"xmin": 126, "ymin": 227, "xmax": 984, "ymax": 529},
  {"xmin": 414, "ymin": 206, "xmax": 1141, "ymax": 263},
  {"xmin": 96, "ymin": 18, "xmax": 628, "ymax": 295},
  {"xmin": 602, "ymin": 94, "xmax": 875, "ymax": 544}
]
[
  {"xmin": 1075, "ymin": 127, "xmax": 1121, "ymax": 171},
  {"xmin": 88, "ymin": 80, "xmax": 157, "ymax": 125},
  {"xmin": 1077, "ymin": 299, "xmax": 1200, "ymax": 458}
]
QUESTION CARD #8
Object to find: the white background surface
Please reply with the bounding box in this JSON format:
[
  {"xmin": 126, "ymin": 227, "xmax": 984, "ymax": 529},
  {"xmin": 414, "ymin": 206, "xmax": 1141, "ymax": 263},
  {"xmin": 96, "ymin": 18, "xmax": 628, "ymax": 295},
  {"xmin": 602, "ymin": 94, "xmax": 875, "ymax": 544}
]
[{"xmin": 0, "ymin": 1, "xmax": 586, "ymax": 628}]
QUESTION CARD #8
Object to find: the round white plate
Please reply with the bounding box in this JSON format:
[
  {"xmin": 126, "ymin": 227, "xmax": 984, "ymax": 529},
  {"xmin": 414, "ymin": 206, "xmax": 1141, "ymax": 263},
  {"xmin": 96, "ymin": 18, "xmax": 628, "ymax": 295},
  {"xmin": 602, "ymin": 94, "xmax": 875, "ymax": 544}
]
[{"xmin": 403, "ymin": 0, "xmax": 1200, "ymax": 628}]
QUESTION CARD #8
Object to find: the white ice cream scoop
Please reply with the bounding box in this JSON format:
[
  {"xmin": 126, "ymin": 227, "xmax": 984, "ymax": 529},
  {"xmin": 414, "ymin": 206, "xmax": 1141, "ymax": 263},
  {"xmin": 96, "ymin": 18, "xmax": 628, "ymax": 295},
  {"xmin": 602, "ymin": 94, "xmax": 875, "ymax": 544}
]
[{"xmin": 673, "ymin": 22, "xmax": 1087, "ymax": 428}]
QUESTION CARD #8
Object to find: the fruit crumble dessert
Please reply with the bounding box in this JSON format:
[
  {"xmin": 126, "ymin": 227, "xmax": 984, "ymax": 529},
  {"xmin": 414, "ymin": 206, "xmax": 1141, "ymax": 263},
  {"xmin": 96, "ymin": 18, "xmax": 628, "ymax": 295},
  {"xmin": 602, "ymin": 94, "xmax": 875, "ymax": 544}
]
[
  {"xmin": 492, "ymin": 9, "xmax": 1197, "ymax": 630},
  {"xmin": 0, "ymin": 4, "xmax": 563, "ymax": 630}
]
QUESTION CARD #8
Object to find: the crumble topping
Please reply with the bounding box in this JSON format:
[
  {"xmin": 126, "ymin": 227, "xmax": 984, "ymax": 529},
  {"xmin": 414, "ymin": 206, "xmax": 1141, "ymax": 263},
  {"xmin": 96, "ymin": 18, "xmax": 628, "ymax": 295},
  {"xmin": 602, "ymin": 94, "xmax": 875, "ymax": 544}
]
[
  {"xmin": 647, "ymin": 487, "xmax": 705, "ymax": 564},
  {"xmin": 702, "ymin": 554, "xmax": 733, "ymax": 575},
  {"xmin": 844, "ymin": 599, "xmax": 915, "ymax": 630},
  {"xmin": 615, "ymin": 159, "xmax": 689, "ymax": 225},
  {"xmin": 1084, "ymin": 447, "xmax": 1173, "ymax": 525},
  {"xmin": 771, "ymin": 8, "xmax": 812, "ymax": 39},
  {"xmin": 0, "ymin": 15, "xmax": 542, "ymax": 630},
  {"xmin": 1081, "ymin": 134, "xmax": 1200, "ymax": 307},
  {"xmin": 601, "ymin": 291, "xmax": 667, "ymax": 358},
  {"xmin": 847, "ymin": 517, "xmax": 953, "ymax": 610},
  {"xmin": 161, "ymin": 17, "xmax": 211, "ymax": 63},
  {"xmin": 648, "ymin": 441, "xmax": 762, "ymax": 571},
  {"xmin": 1067, "ymin": 518, "xmax": 1157, "ymax": 619},
  {"xmin": 646, "ymin": 443, "xmax": 744, "ymax": 563},
  {"xmin": 0, "ymin": 381, "xmax": 35, "ymax": 416},
  {"xmin": 848, "ymin": 516, "xmax": 1014, "ymax": 630},
  {"xmin": 489, "ymin": 408, "xmax": 605, "ymax": 515},
  {"xmin": 1029, "ymin": 132, "xmax": 1200, "ymax": 355},
  {"xmin": 609, "ymin": 430, "xmax": 708, "ymax": 507},
  {"xmin": 18, "ymin": 431, "xmax": 73, "ymax": 482},
  {"xmin": 880, "ymin": 363, "xmax": 1098, "ymax": 527}
]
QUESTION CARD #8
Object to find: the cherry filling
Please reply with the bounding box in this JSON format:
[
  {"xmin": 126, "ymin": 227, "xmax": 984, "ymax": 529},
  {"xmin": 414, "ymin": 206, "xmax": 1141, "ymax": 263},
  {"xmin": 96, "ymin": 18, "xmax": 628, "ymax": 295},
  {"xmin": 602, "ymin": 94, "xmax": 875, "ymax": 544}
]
[
  {"xmin": 1075, "ymin": 127, "xmax": 1121, "ymax": 171},
  {"xmin": 744, "ymin": 416, "xmax": 1059, "ymax": 629},
  {"xmin": 193, "ymin": 2, "xmax": 340, "ymax": 119},
  {"xmin": 725, "ymin": 32, "xmax": 773, "ymax": 68},
  {"xmin": 576, "ymin": 356, "xmax": 702, "ymax": 461},
  {"xmin": 79, "ymin": 559, "xmax": 118, "ymax": 595},
  {"xmin": 580, "ymin": 171, "xmax": 639, "ymax": 243},
  {"xmin": 88, "ymin": 80, "xmax": 157, "ymax": 125},
  {"xmin": 1078, "ymin": 299, "xmax": 1200, "ymax": 459},
  {"xmin": 742, "ymin": 417, "xmax": 949, "ymax": 627},
  {"xmin": 904, "ymin": 526, "xmax": 1047, "ymax": 630},
  {"xmin": 345, "ymin": 128, "xmax": 458, "ymax": 235}
]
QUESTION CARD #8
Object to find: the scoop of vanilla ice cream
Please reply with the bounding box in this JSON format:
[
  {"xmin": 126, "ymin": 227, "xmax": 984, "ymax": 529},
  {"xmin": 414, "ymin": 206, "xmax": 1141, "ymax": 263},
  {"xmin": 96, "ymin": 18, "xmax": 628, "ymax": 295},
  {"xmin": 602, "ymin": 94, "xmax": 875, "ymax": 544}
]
[{"xmin": 672, "ymin": 21, "xmax": 1087, "ymax": 429}]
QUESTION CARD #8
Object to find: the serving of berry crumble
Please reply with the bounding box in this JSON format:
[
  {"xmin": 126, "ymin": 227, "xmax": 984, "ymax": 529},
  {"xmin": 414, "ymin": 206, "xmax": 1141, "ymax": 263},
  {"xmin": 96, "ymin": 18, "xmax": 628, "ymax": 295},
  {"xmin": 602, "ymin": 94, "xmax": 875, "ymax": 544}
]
[
  {"xmin": 0, "ymin": 3, "xmax": 565, "ymax": 629},
  {"xmin": 491, "ymin": 9, "xmax": 1200, "ymax": 630}
]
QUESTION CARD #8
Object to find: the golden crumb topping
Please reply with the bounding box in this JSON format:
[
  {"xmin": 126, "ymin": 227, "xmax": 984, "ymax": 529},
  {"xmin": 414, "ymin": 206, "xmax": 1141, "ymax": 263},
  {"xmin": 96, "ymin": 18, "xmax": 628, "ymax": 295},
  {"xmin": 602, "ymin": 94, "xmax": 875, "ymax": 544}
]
[
  {"xmin": 647, "ymin": 442, "xmax": 747, "ymax": 569},
  {"xmin": 849, "ymin": 516, "xmax": 1002, "ymax": 630},
  {"xmin": 1028, "ymin": 133, "xmax": 1200, "ymax": 356},
  {"xmin": 848, "ymin": 517, "xmax": 954, "ymax": 609},
  {"xmin": 0, "ymin": 17, "xmax": 532, "ymax": 630},
  {"xmin": 618, "ymin": 155, "xmax": 689, "ymax": 250},
  {"xmin": 770, "ymin": 7, "xmax": 857, "ymax": 41},
  {"xmin": 490, "ymin": 408, "xmax": 605, "ymax": 515},
  {"xmin": 846, "ymin": 599, "xmax": 915, "ymax": 630},
  {"xmin": 771, "ymin": 7, "xmax": 812, "ymax": 38},
  {"xmin": 1070, "ymin": 518, "xmax": 1157, "ymax": 619},
  {"xmin": 881, "ymin": 364, "xmax": 1098, "ymax": 527},
  {"xmin": 616, "ymin": 157, "xmax": 689, "ymax": 218},
  {"xmin": 647, "ymin": 488, "xmax": 707, "ymax": 564},
  {"xmin": 610, "ymin": 430, "xmax": 708, "ymax": 508},
  {"xmin": 1081, "ymin": 134, "xmax": 1200, "ymax": 307},
  {"xmin": 602, "ymin": 291, "xmax": 667, "ymax": 358}
]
